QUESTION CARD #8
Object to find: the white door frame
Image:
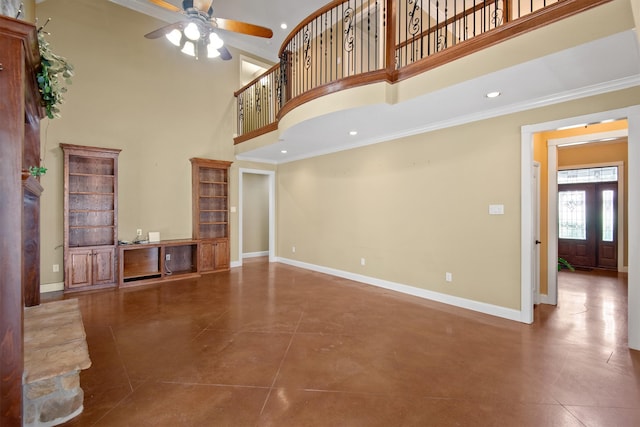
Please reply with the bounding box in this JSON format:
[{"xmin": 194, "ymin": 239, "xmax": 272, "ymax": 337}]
[
  {"xmin": 238, "ymin": 168, "xmax": 276, "ymax": 265},
  {"xmin": 520, "ymin": 105, "xmax": 640, "ymax": 350}
]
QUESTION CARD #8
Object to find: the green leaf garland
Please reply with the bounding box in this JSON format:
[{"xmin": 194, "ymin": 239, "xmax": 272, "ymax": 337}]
[{"xmin": 36, "ymin": 25, "xmax": 74, "ymax": 119}]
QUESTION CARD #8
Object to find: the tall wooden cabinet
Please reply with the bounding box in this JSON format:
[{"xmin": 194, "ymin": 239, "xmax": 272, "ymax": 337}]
[
  {"xmin": 190, "ymin": 158, "xmax": 232, "ymax": 273},
  {"xmin": 0, "ymin": 14, "xmax": 43, "ymax": 425},
  {"xmin": 62, "ymin": 144, "xmax": 121, "ymax": 291}
]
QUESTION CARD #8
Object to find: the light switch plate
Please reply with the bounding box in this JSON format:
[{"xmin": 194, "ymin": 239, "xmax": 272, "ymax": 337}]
[{"xmin": 489, "ymin": 204, "xmax": 504, "ymax": 215}]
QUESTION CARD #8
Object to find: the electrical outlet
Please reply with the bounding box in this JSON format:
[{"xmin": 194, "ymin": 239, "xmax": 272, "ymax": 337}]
[
  {"xmin": 360, "ymin": 258, "xmax": 366, "ymax": 266},
  {"xmin": 166, "ymin": 254, "xmax": 171, "ymax": 261},
  {"xmin": 53, "ymin": 264, "xmax": 59, "ymax": 273},
  {"xmin": 292, "ymin": 246, "xmax": 296, "ymax": 253},
  {"xmin": 445, "ymin": 272, "xmax": 453, "ymax": 282},
  {"xmin": 136, "ymin": 229, "xmax": 142, "ymax": 237}
]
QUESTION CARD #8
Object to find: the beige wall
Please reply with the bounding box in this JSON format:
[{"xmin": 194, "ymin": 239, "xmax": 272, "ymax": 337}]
[
  {"xmin": 277, "ymin": 87, "xmax": 640, "ymax": 311},
  {"xmin": 242, "ymin": 173, "xmax": 269, "ymax": 254},
  {"xmin": 37, "ymin": 0, "xmax": 240, "ymax": 285}
]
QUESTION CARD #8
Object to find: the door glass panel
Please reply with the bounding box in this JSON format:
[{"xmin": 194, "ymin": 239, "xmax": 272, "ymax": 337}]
[
  {"xmin": 558, "ymin": 166, "xmax": 618, "ymax": 184},
  {"xmin": 559, "ymin": 191, "xmax": 586, "ymax": 239},
  {"xmin": 602, "ymin": 190, "xmax": 614, "ymax": 242}
]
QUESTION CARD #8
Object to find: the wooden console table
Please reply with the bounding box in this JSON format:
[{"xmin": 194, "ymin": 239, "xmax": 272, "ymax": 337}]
[{"xmin": 118, "ymin": 239, "xmax": 200, "ymax": 288}]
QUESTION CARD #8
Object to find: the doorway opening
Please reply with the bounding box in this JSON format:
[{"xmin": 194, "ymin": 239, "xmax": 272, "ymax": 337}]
[
  {"xmin": 520, "ymin": 105, "xmax": 639, "ymax": 351},
  {"xmin": 238, "ymin": 168, "xmax": 276, "ymax": 265}
]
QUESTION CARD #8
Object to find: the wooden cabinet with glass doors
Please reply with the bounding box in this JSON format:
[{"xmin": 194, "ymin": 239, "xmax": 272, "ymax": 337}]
[{"xmin": 190, "ymin": 158, "xmax": 232, "ymax": 273}]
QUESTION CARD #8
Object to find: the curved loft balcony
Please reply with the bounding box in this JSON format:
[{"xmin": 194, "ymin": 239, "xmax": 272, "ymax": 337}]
[{"xmin": 234, "ymin": 0, "xmax": 639, "ymax": 163}]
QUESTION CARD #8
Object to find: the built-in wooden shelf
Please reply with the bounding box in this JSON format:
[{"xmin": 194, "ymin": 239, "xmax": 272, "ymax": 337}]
[{"xmin": 119, "ymin": 239, "xmax": 200, "ymax": 288}]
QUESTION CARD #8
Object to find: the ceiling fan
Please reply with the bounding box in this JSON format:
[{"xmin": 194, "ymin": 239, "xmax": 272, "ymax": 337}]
[{"xmin": 144, "ymin": 0, "xmax": 273, "ymax": 60}]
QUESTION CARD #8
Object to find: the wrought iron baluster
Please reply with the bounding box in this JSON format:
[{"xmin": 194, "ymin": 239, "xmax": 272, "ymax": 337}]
[
  {"xmin": 344, "ymin": 2, "xmax": 355, "ymax": 75},
  {"xmin": 238, "ymin": 93, "xmax": 244, "ymax": 135}
]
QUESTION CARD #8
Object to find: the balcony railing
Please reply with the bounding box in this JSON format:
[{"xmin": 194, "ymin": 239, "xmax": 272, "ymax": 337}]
[{"xmin": 235, "ymin": 0, "xmax": 609, "ymax": 143}]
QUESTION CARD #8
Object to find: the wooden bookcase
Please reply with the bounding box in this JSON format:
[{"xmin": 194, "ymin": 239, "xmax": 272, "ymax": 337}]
[
  {"xmin": 118, "ymin": 239, "xmax": 199, "ymax": 287},
  {"xmin": 62, "ymin": 144, "xmax": 121, "ymax": 292},
  {"xmin": 190, "ymin": 158, "xmax": 232, "ymax": 273}
]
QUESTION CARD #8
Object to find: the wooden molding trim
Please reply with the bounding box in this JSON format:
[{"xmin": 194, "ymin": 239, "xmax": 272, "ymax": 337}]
[
  {"xmin": 277, "ymin": 70, "xmax": 393, "ymax": 121},
  {"xmin": 234, "ymin": 122, "xmax": 279, "ymax": 145}
]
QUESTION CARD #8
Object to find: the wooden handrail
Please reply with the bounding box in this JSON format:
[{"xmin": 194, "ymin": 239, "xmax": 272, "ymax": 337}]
[
  {"xmin": 234, "ymin": 63, "xmax": 280, "ymax": 98},
  {"xmin": 278, "ymin": 0, "xmax": 348, "ymax": 58}
]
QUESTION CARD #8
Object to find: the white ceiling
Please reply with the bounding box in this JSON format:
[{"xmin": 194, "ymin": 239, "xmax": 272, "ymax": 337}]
[
  {"xmin": 109, "ymin": 1, "xmax": 640, "ymax": 165},
  {"xmin": 109, "ymin": 0, "xmax": 328, "ymax": 62}
]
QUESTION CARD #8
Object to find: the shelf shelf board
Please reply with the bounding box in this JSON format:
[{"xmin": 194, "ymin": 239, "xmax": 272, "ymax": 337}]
[
  {"xmin": 166, "ymin": 269, "xmax": 198, "ymax": 276},
  {"xmin": 69, "ymin": 209, "xmax": 115, "ymax": 213},
  {"xmin": 69, "ymin": 225, "xmax": 115, "ymax": 229},
  {"xmin": 200, "ymin": 222, "xmax": 228, "ymax": 225},
  {"xmin": 200, "ymin": 181, "xmax": 228, "ymax": 184},
  {"xmin": 200, "ymin": 209, "xmax": 227, "ymax": 212},
  {"xmin": 198, "ymin": 195, "xmax": 227, "ymax": 199},
  {"xmin": 68, "ymin": 191, "xmax": 115, "ymax": 196},
  {"xmin": 123, "ymin": 270, "xmax": 161, "ymax": 280},
  {"xmin": 69, "ymin": 173, "xmax": 115, "ymax": 178}
]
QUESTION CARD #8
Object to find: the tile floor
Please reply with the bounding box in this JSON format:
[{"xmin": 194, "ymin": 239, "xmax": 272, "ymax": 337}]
[{"xmin": 46, "ymin": 259, "xmax": 639, "ymax": 426}]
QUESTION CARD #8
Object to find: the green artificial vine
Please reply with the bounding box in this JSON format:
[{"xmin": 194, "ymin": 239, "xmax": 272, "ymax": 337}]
[
  {"xmin": 28, "ymin": 166, "xmax": 48, "ymax": 177},
  {"xmin": 36, "ymin": 20, "xmax": 74, "ymax": 119}
]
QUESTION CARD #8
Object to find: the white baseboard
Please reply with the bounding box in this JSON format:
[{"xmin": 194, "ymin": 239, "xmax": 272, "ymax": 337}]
[
  {"xmin": 242, "ymin": 251, "xmax": 269, "ymax": 259},
  {"xmin": 230, "ymin": 260, "xmax": 242, "ymax": 268},
  {"xmin": 275, "ymin": 257, "xmax": 523, "ymax": 322},
  {"xmin": 538, "ymin": 293, "xmax": 556, "ymax": 305},
  {"xmin": 40, "ymin": 282, "xmax": 64, "ymax": 293}
]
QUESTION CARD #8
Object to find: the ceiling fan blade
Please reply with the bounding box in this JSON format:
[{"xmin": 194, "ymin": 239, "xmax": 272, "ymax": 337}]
[
  {"xmin": 212, "ymin": 18, "xmax": 273, "ymax": 39},
  {"xmin": 148, "ymin": 0, "xmax": 182, "ymax": 13},
  {"xmin": 144, "ymin": 21, "xmax": 183, "ymax": 39},
  {"xmin": 193, "ymin": 0, "xmax": 214, "ymax": 13},
  {"xmin": 218, "ymin": 46, "xmax": 232, "ymax": 61}
]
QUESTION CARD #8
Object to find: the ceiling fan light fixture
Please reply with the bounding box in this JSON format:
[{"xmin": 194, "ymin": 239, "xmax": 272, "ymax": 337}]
[
  {"xmin": 165, "ymin": 29, "xmax": 182, "ymax": 46},
  {"xmin": 181, "ymin": 41, "xmax": 196, "ymax": 56},
  {"xmin": 207, "ymin": 45, "xmax": 221, "ymax": 58},
  {"xmin": 209, "ymin": 32, "xmax": 223, "ymax": 50},
  {"xmin": 184, "ymin": 22, "xmax": 200, "ymax": 41}
]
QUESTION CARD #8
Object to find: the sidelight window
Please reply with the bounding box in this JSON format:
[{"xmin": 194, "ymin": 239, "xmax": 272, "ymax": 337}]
[{"xmin": 602, "ymin": 190, "xmax": 615, "ymax": 242}]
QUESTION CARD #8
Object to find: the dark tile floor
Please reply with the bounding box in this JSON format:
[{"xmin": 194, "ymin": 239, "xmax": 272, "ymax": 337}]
[{"xmin": 48, "ymin": 259, "xmax": 639, "ymax": 426}]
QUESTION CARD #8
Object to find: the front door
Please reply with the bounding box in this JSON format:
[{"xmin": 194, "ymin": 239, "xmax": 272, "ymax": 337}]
[{"xmin": 558, "ymin": 182, "xmax": 617, "ymax": 270}]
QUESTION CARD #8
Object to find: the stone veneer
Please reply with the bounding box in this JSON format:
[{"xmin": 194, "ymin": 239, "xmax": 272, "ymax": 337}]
[{"xmin": 23, "ymin": 299, "xmax": 91, "ymax": 427}]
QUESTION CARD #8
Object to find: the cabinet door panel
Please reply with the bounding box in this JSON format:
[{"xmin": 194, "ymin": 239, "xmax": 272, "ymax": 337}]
[
  {"xmin": 68, "ymin": 249, "xmax": 92, "ymax": 288},
  {"xmin": 93, "ymin": 247, "xmax": 116, "ymax": 285},
  {"xmin": 199, "ymin": 241, "xmax": 216, "ymax": 272},
  {"xmin": 214, "ymin": 239, "xmax": 229, "ymax": 270}
]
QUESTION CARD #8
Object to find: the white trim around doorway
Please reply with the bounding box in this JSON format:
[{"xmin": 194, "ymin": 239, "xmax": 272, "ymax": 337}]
[
  {"xmin": 238, "ymin": 168, "xmax": 276, "ymax": 266},
  {"xmin": 520, "ymin": 105, "xmax": 640, "ymax": 350}
]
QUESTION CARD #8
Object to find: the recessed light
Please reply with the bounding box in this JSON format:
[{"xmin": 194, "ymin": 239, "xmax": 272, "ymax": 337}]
[
  {"xmin": 281, "ymin": 150, "xmax": 288, "ymax": 154},
  {"xmin": 280, "ymin": 23, "xmax": 287, "ymax": 30},
  {"xmin": 349, "ymin": 130, "xmax": 358, "ymax": 136},
  {"xmin": 486, "ymin": 91, "xmax": 501, "ymax": 98}
]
